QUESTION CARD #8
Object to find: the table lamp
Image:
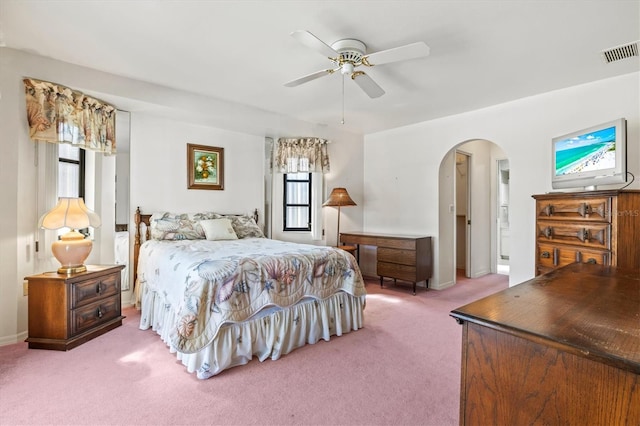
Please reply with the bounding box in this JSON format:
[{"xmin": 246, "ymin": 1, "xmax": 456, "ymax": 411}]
[
  {"xmin": 323, "ymin": 187, "xmax": 356, "ymax": 246},
  {"xmin": 39, "ymin": 197, "xmax": 101, "ymax": 274}
]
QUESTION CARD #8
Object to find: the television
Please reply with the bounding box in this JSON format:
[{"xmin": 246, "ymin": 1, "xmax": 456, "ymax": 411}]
[{"xmin": 551, "ymin": 118, "xmax": 627, "ymax": 190}]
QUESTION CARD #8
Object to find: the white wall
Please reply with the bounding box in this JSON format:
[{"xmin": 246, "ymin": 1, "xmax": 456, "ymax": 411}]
[
  {"xmin": 0, "ymin": 48, "xmax": 364, "ymax": 345},
  {"xmin": 130, "ymin": 113, "xmax": 264, "ymax": 216},
  {"xmin": 364, "ymin": 72, "xmax": 640, "ymax": 288}
]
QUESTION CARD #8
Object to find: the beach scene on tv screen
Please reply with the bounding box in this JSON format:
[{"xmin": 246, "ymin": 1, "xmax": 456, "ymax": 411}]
[{"xmin": 555, "ymin": 126, "xmax": 616, "ymax": 176}]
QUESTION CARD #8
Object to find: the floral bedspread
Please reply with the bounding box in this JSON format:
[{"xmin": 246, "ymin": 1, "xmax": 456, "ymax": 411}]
[{"xmin": 137, "ymin": 238, "xmax": 366, "ymax": 354}]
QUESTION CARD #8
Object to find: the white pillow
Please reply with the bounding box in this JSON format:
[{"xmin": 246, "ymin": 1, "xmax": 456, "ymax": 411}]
[{"xmin": 200, "ymin": 219, "xmax": 238, "ymax": 241}]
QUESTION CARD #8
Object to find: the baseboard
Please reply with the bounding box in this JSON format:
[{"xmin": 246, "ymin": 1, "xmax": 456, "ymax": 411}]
[
  {"xmin": 0, "ymin": 331, "xmax": 28, "ymax": 347},
  {"xmin": 431, "ymin": 280, "xmax": 454, "ymax": 290},
  {"xmin": 471, "ymin": 270, "xmax": 491, "ymax": 279}
]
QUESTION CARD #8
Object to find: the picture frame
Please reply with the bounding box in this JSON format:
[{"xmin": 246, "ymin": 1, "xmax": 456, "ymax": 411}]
[{"xmin": 187, "ymin": 143, "xmax": 224, "ymax": 190}]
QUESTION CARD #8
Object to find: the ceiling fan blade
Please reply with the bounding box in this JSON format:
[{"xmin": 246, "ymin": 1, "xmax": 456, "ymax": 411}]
[
  {"xmin": 351, "ymin": 72, "xmax": 385, "ymax": 98},
  {"xmin": 364, "ymin": 41, "xmax": 430, "ymax": 66},
  {"xmin": 284, "ymin": 69, "xmax": 335, "ymax": 87},
  {"xmin": 290, "ymin": 30, "xmax": 338, "ymax": 58}
]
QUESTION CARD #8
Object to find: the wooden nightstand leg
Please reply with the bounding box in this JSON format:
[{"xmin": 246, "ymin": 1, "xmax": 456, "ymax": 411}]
[
  {"xmin": 380, "ymin": 276, "xmax": 383, "ymax": 288},
  {"xmin": 412, "ymin": 282, "xmax": 416, "ymax": 295}
]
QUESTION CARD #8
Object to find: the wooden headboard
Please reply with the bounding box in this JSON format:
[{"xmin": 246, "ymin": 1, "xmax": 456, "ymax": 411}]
[{"xmin": 132, "ymin": 207, "xmax": 259, "ymax": 286}]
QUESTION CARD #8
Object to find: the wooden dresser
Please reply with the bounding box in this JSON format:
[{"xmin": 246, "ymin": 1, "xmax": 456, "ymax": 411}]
[
  {"xmin": 451, "ymin": 263, "xmax": 640, "ymax": 425},
  {"xmin": 532, "ymin": 189, "xmax": 640, "ymax": 275},
  {"xmin": 25, "ymin": 265, "xmax": 125, "ymax": 350},
  {"xmin": 339, "ymin": 232, "xmax": 432, "ymax": 294}
]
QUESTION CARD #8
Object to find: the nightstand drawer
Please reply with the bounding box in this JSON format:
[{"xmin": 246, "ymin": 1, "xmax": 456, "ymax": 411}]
[
  {"xmin": 378, "ymin": 247, "xmax": 416, "ymax": 266},
  {"xmin": 71, "ymin": 273, "xmax": 120, "ymax": 308},
  {"xmin": 71, "ymin": 295, "xmax": 121, "ymax": 335}
]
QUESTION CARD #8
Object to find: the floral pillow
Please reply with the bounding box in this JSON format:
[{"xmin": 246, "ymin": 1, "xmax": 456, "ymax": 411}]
[
  {"xmin": 150, "ymin": 212, "xmax": 218, "ymax": 240},
  {"xmin": 219, "ymin": 214, "xmax": 265, "ymax": 239}
]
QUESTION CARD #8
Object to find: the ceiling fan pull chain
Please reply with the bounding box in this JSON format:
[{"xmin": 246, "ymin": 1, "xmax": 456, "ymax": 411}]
[{"xmin": 341, "ymin": 74, "xmax": 345, "ymax": 125}]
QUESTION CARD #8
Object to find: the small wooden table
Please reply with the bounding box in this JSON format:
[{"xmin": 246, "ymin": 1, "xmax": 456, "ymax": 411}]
[
  {"xmin": 336, "ymin": 245, "xmax": 358, "ymax": 256},
  {"xmin": 450, "ymin": 263, "xmax": 640, "ymax": 425}
]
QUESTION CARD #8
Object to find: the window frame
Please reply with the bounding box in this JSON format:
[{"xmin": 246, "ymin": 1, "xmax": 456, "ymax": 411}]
[
  {"xmin": 58, "ymin": 145, "xmax": 86, "ymax": 199},
  {"xmin": 283, "ymin": 172, "xmax": 312, "ymax": 231}
]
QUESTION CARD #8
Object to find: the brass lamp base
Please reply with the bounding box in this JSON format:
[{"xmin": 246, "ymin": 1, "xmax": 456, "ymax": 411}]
[{"xmin": 57, "ymin": 265, "xmax": 87, "ymax": 275}]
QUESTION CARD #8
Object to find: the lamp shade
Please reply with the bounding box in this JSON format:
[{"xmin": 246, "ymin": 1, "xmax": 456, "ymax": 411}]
[
  {"xmin": 39, "ymin": 197, "xmax": 101, "ymax": 275},
  {"xmin": 39, "ymin": 197, "xmax": 101, "ymax": 230},
  {"xmin": 323, "ymin": 188, "xmax": 356, "ymax": 247},
  {"xmin": 322, "ymin": 188, "xmax": 357, "ymax": 207}
]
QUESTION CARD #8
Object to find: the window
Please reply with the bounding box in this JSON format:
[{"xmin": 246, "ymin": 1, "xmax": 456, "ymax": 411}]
[
  {"xmin": 58, "ymin": 144, "xmax": 85, "ymax": 198},
  {"xmin": 283, "ymin": 172, "xmax": 312, "ymax": 231},
  {"xmin": 58, "ymin": 144, "xmax": 87, "ymax": 236}
]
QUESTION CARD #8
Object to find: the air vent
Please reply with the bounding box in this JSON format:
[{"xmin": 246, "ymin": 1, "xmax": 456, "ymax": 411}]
[{"xmin": 601, "ymin": 41, "xmax": 639, "ymax": 63}]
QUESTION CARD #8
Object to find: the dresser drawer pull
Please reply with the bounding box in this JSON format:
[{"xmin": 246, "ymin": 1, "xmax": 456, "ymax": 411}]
[
  {"xmin": 553, "ymin": 249, "xmax": 559, "ymax": 266},
  {"xmin": 96, "ymin": 307, "xmax": 103, "ymax": 318},
  {"xmin": 577, "ymin": 203, "xmax": 592, "ymax": 217},
  {"xmin": 542, "ymin": 205, "xmax": 554, "ymax": 216},
  {"xmin": 587, "ymin": 258, "xmax": 597, "ymax": 264},
  {"xmin": 577, "ymin": 228, "xmax": 589, "ymax": 242},
  {"xmin": 541, "ymin": 251, "xmax": 551, "ymax": 259},
  {"xmin": 96, "ymin": 282, "xmax": 102, "ymax": 294},
  {"xmin": 542, "ymin": 227, "xmax": 553, "ymax": 238}
]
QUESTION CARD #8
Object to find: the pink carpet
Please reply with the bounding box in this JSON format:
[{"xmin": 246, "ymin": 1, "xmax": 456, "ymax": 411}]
[{"xmin": 0, "ymin": 274, "xmax": 508, "ymax": 425}]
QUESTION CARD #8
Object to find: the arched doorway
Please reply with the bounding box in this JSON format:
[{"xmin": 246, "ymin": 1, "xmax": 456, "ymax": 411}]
[{"xmin": 437, "ymin": 139, "xmax": 509, "ymax": 287}]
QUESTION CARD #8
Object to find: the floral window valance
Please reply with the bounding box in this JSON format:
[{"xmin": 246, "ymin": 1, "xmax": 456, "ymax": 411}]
[
  {"xmin": 23, "ymin": 78, "xmax": 116, "ymax": 155},
  {"xmin": 274, "ymin": 137, "xmax": 330, "ymax": 173}
]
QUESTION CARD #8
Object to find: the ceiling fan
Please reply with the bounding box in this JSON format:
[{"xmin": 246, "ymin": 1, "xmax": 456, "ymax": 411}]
[{"xmin": 284, "ymin": 30, "xmax": 430, "ymax": 99}]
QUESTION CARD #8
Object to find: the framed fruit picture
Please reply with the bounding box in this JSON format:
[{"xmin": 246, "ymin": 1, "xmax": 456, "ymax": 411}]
[{"xmin": 187, "ymin": 143, "xmax": 224, "ymax": 190}]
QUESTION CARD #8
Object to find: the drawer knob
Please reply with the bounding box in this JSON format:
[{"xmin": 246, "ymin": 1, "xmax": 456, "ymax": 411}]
[
  {"xmin": 96, "ymin": 307, "xmax": 103, "ymax": 318},
  {"xmin": 541, "ymin": 251, "xmax": 550, "ymax": 258},
  {"xmin": 96, "ymin": 282, "xmax": 102, "ymax": 294},
  {"xmin": 587, "ymin": 258, "xmax": 597, "ymax": 264}
]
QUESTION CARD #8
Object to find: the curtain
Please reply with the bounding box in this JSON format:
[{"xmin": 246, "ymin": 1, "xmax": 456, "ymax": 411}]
[
  {"xmin": 23, "ymin": 78, "xmax": 116, "ymax": 155},
  {"xmin": 274, "ymin": 137, "xmax": 330, "ymax": 173}
]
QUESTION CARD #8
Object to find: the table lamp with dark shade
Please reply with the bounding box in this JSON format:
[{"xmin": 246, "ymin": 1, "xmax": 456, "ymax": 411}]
[
  {"xmin": 39, "ymin": 197, "xmax": 101, "ymax": 274},
  {"xmin": 323, "ymin": 187, "xmax": 356, "ymax": 246}
]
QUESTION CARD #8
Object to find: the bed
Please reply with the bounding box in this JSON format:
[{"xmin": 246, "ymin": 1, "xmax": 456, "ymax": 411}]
[{"xmin": 133, "ymin": 208, "xmax": 366, "ymax": 379}]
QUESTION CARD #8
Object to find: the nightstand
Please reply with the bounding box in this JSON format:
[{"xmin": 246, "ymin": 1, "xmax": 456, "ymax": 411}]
[{"xmin": 25, "ymin": 265, "xmax": 125, "ymax": 350}]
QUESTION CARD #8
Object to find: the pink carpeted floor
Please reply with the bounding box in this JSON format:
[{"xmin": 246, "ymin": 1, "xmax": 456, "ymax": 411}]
[{"xmin": 0, "ymin": 274, "xmax": 508, "ymax": 426}]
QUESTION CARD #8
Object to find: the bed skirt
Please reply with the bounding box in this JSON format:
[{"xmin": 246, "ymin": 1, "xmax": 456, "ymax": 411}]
[{"xmin": 139, "ymin": 285, "xmax": 365, "ymax": 379}]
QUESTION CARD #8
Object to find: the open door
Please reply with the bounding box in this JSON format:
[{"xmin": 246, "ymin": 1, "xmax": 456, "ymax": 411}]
[
  {"xmin": 497, "ymin": 159, "xmax": 510, "ymax": 274},
  {"xmin": 455, "ymin": 151, "xmax": 471, "ymax": 278}
]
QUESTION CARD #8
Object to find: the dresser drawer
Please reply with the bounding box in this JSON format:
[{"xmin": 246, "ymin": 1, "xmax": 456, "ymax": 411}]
[
  {"xmin": 377, "ymin": 262, "xmax": 417, "ymax": 282},
  {"xmin": 71, "ymin": 272, "xmax": 120, "ymax": 308},
  {"xmin": 375, "ymin": 238, "xmax": 417, "ymax": 250},
  {"xmin": 71, "ymin": 295, "xmax": 121, "ymax": 335},
  {"xmin": 536, "ymin": 221, "xmax": 610, "ymax": 250},
  {"xmin": 536, "ymin": 197, "xmax": 611, "ymax": 222},
  {"xmin": 537, "ymin": 243, "xmax": 610, "ymax": 269},
  {"xmin": 377, "ymin": 247, "xmax": 416, "ymax": 266}
]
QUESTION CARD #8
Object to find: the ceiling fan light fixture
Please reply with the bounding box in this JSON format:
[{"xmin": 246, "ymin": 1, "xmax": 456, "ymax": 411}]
[{"xmin": 341, "ymin": 62, "xmax": 355, "ymax": 75}]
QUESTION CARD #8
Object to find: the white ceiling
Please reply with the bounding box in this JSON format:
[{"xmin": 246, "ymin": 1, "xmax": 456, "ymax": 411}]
[{"xmin": 1, "ymin": 1, "xmax": 639, "ymax": 135}]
